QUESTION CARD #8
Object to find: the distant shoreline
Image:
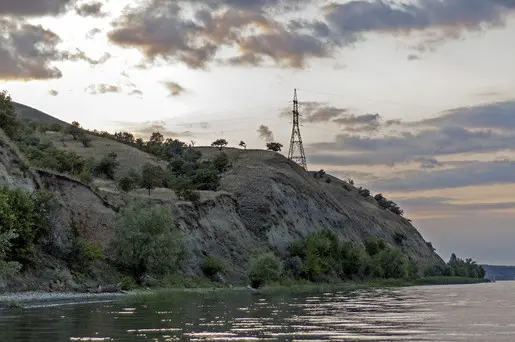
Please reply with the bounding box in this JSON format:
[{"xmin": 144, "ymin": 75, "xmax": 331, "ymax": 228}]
[{"xmin": 0, "ymin": 277, "xmax": 490, "ymax": 309}]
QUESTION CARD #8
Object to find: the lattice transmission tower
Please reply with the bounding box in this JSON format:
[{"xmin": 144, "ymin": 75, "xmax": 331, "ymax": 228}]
[{"xmin": 287, "ymin": 89, "xmax": 307, "ymax": 170}]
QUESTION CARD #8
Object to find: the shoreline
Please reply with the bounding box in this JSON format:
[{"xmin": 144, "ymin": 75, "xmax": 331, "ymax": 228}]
[{"xmin": 0, "ymin": 277, "xmax": 490, "ymax": 309}]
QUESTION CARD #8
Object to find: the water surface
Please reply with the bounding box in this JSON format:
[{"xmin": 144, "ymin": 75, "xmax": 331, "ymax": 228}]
[{"xmin": 1, "ymin": 281, "xmax": 514, "ymax": 341}]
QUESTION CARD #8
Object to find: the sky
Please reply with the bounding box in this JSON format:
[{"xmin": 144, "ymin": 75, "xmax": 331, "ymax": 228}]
[{"xmin": 1, "ymin": 0, "xmax": 514, "ymax": 265}]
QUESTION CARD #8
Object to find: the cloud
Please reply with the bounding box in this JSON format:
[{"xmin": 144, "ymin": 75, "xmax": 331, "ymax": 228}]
[
  {"xmin": 75, "ymin": 2, "xmax": 105, "ymax": 17},
  {"xmin": 407, "ymin": 54, "xmax": 420, "ymax": 61},
  {"xmin": 115, "ymin": 120, "xmax": 193, "ymax": 138},
  {"xmin": 322, "ymin": 0, "xmax": 515, "ymax": 51},
  {"xmin": 107, "ymin": 1, "xmax": 331, "ymax": 69},
  {"xmin": 103, "ymin": 0, "xmax": 515, "ymax": 70},
  {"xmin": 413, "ymin": 100, "xmax": 515, "ymax": 131},
  {"xmin": 369, "ymin": 160, "xmax": 515, "ymax": 192},
  {"xmin": 311, "ymin": 125, "xmax": 515, "ymax": 166},
  {"xmin": 257, "ymin": 124, "xmax": 274, "ymax": 142},
  {"xmin": 163, "ymin": 82, "xmax": 186, "ymax": 97},
  {"xmin": 0, "ymin": 19, "xmax": 63, "ymax": 80},
  {"xmin": 0, "ymin": 0, "xmax": 74, "ymax": 17},
  {"xmin": 60, "ymin": 48, "xmax": 111, "ymax": 66},
  {"xmin": 85, "ymin": 28, "xmax": 101, "ymax": 39},
  {"xmin": 393, "ymin": 195, "xmax": 515, "ymax": 218},
  {"xmin": 48, "ymin": 89, "xmax": 59, "ymax": 96},
  {"xmin": 129, "ymin": 89, "xmax": 143, "ymax": 96},
  {"xmin": 280, "ymin": 101, "xmax": 391, "ymax": 132},
  {"xmin": 310, "ymin": 99, "xmax": 515, "ymax": 166},
  {"xmin": 85, "ymin": 84, "xmax": 122, "ymax": 95}
]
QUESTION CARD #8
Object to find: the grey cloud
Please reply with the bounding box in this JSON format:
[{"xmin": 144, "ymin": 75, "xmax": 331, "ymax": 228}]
[
  {"xmin": 116, "ymin": 120, "xmax": 193, "ymax": 138},
  {"xmin": 407, "ymin": 54, "xmax": 420, "ymax": 61},
  {"xmin": 48, "ymin": 89, "xmax": 59, "ymax": 96},
  {"xmin": 414, "ymin": 101, "xmax": 515, "ymax": 131},
  {"xmin": 129, "ymin": 89, "xmax": 143, "ymax": 96},
  {"xmin": 163, "ymin": 82, "xmax": 186, "ymax": 97},
  {"xmin": 85, "ymin": 28, "xmax": 101, "ymax": 39},
  {"xmin": 85, "ymin": 84, "xmax": 122, "ymax": 95},
  {"xmin": 60, "ymin": 49, "xmax": 111, "ymax": 66},
  {"xmin": 309, "ymin": 124, "xmax": 515, "ymax": 166},
  {"xmin": 369, "ymin": 160, "xmax": 515, "ymax": 192},
  {"xmin": 75, "ymin": 2, "xmax": 104, "ymax": 17},
  {"xmin": 0, "ymin": 19, "xmax": 63, "ymax": 80},
  {"xmin": 0, "ymin": 0, "xmax": 74, "ymax": 17},
  {"xmin": 107, "ymin": 0, "xmax": 515, "ymax": 69},
  {"xmin": 394, "ymin": 195, "xmax": 515, "ymax": 215},
  {"xmin": 281, "ymin": 101, "xmax": 391, "ymax": 132},
  {"xmin": 257, "ymin": 124, "xmax": 274, "ymax": 142},
  {"xmin": 107, "ymin": 1, "xmax": 331, "ymax": 69},
  {"xmin": 322, "ymin": 0, "xmax": 515, "ymax": 50}
]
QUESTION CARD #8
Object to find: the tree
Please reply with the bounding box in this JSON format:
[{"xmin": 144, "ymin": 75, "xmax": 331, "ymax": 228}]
[
  {"xmin": 0, "ymin": 90, "xmax": 20, "ymax": 138},
  {"xmin": 248, "ymin": 253, "xmax": 282, "ymax": 288},
  {"xmin": 66, "ymin": 121, "xmax": 82, "ymax": 140},
  {"xmin": 117, "ymin": 168, "xmax": 142, "ymax": 192},
  {"xmin": 112, "ymin": 201, "xmax": 183, "ymax": 283},
  {"xmin": 239, "ymin": 141, "xmax": 247, "ymax": 150},
  {"xmin": 141, "ymin": 163, "xmax": 165, "ymax": 195},
  {"xmin": 79, "ymin": 134, "xmax": 92, "ymax": 147},
  {"xmin": 149, "ymin": 132, "xmax": 164, "ymax": 145},
  {"xmin": 211, "ymin": 138, "xmax": 228, "ymax": 150},
  {"xmin": 266, "ymin": 142, "xmax": 283, "ymax": 152},
  {"xmin": 114, "ymin": 131, "xmax": 135, "ymax": 145},
  {"xmin": 212, "ymin": 152, "xmax": 229, "ymax": 173},
  {"xmin": 94, "ymin": 152, "xmax": 119, "ymax": 179}
]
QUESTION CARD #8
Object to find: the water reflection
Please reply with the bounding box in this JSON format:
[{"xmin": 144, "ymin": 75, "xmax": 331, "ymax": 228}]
[{"xmin": 1, "ymin": 282, "xmax": 515, "ymax": 341}]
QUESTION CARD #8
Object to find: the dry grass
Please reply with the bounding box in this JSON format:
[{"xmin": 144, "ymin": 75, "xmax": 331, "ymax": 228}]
[{"xmin": 37, "ymin": 132, "xmax": 168, "ymax": 178}]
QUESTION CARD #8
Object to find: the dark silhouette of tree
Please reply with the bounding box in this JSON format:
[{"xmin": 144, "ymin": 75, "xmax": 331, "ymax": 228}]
[
  {"xmin": 266, "ymin": 142, "xmax": 282, "ymax": 152},
  {"xmin": 239, "ymin": 141, "xmax": 247, "ymax": 149},
  {"xmin": 211, "ymin": 138, "xmax": 228, "ymax": 150}
]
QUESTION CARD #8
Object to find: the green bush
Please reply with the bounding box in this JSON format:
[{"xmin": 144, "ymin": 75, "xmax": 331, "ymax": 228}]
[
  {"xmin": 94, "ymin": 152, "xmax": 119, "ymax": 179},
  {"xmin": 248, "ymin": 252, "xmax": 282, "ymax": 288},
  {"xmin": 111, "ymin": 201, "xmax": 184, "ymax": 283},
  {"xmin": 0, "ymin": 187, "xmax": 54, "ymax": 259},
  {"xmin": 0, "ymin": 90, "xmax": 21, "ymax": 138},
  {"xmin": 200, "ymin": 255, "xmax": 224, "ymax": 278},
  {"xmin": 0, "ymin": 230, "xmax": 22, "ymax": 278},
  {"xmin": 212, "ymin": 152, "xmax": 229, "ymax": 173},
  {"xmin": 370, "ymin": 245, "xmax": 409, "ymax": 279}
]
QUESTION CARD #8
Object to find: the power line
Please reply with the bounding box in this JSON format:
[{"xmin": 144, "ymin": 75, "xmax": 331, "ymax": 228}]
[{"xmin": 296, "ymin": 88, "xmax": 446, "ymax": 110}]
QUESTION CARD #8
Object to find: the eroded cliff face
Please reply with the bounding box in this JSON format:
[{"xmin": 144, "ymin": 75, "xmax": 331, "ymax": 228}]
[
  {"xmin": 217, "ymin": 149, "xmax": 444, "ymax": 270},
  {"xmin": 0, "ymin": 134, "xmax": 443, "ymax": 289}
]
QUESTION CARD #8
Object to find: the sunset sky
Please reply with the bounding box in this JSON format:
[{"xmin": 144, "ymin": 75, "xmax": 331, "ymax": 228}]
[{"xmin": 1, "ymin": 0, "xmax": 514, "ymax": 264}]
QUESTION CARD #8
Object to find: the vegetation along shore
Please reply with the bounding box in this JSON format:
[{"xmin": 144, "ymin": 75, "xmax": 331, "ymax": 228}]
[{"xmin": 0, "ymin": 90, "xmax": 486, "ymax": 298}]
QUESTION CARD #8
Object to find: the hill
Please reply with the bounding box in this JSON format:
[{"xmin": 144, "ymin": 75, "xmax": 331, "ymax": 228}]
[
  {"xmin": 482, "ymin": 265, "xmax": 515, "ymax": 281},
  {"xmin": 0, "ymin": 99, "xmax": 455, "ymax": 292},
  {"xmin": 13, "ymin": 102, "xmax": 69, "ymax": 126}
]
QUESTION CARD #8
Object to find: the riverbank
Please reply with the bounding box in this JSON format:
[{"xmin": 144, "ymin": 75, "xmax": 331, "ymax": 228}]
[{"xmin": 0, "ymin": 276, "xmax": 490, "ymax": 309}]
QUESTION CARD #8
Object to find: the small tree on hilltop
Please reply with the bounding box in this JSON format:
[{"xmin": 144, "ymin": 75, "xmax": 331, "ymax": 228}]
[
  {"xmin": 141, "ymin": 163, "xmax": 165, "ymax": 195},
  {"xmin": 239, "ymin": 141, "xmax": 247, "ymax": 150},
  {"xmin": 211, "ymin": 138, "xmax": 228, "ymax": 151},
  {"xmin": 266, "ymin": 142, "xmax": 282, "ymax": 152}
]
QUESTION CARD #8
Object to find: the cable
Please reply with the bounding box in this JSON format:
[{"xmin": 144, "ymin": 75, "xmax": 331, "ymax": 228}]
[{"xmin": 296, "ymin": 88, "xmax": 447, "ymax": 110}]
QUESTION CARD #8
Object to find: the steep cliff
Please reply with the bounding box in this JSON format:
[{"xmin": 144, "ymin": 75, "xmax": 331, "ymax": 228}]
[{"xmin": 0, "ymin": 125, "xmax": 444, "ymax": 290}]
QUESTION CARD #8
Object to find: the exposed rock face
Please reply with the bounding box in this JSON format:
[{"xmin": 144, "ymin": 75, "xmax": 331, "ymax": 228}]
[{"xmin": 0, "ymin": 130, "xmax": 443, "ymax": 289}]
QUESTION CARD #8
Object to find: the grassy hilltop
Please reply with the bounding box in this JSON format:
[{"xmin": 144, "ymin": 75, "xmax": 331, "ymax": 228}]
[{"xmin": 0, "ymin": 91, "xmax": 485, "ymax": 292}]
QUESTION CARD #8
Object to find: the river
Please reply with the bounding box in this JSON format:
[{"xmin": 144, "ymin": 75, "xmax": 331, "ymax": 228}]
[{"xmin": 1, "ymin": 281, "xmax": 514, "ymax": 341}]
